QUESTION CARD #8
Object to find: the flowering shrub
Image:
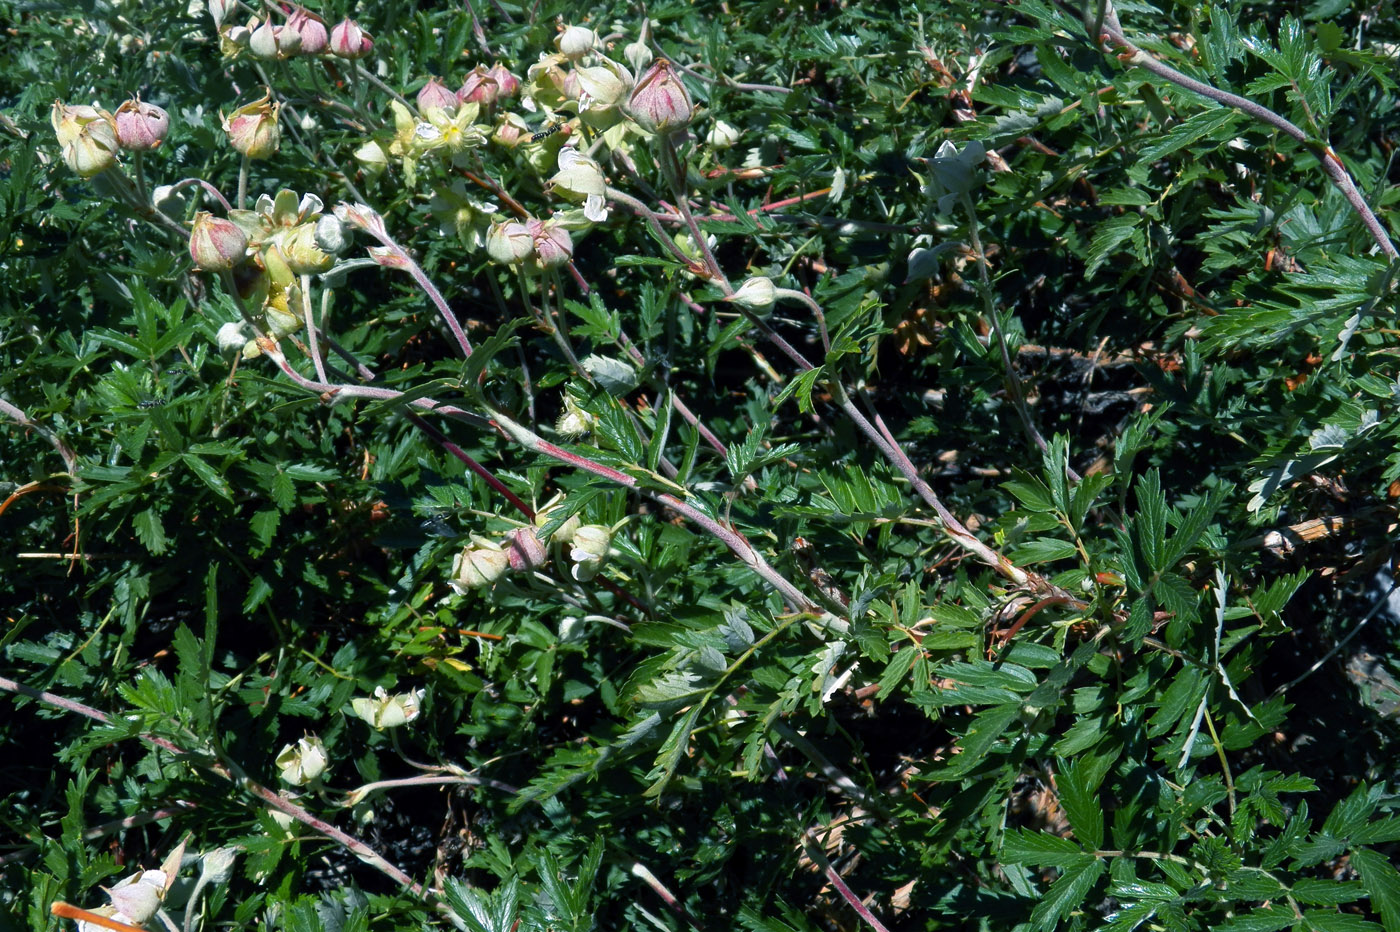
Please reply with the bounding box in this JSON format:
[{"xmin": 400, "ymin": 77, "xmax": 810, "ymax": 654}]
[{"xmin": 2, "ymin": 1, "xmax": 1399, "ymax": 931}]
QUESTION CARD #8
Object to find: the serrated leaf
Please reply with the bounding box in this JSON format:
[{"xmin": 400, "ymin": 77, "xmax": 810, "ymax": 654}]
[
  {"xmin": 1002, "ymin": 828, "xmax": 1086, "ymax": 867},
  {"xmin": 1353, "ymin": 847, "xmax": 1400, "ymax": 932},
  {"xmin": 1057, "ymin": 757, "xmax": 1105, "ymax": 849},
  {"xmin": 1139, "ymin": 107, "xmax": 1243, "ymax": 161},
  {"xmin": 1029, "ymin": 856, "xmax": 1105, "ymax": 932},
  {"xmin": 1085, "ymin": 214, "xmax": 1143, "ymax": 279},
  {"xmin": 133, "ymin": 507, "xmax": 168, "ymax": 555}
]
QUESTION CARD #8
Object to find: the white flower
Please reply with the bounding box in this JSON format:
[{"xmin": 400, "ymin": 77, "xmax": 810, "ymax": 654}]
[
  {"xmin": 569, "ymin": 524, "xmax": 612, "ymax": 580},
  {"xmin": 707, "ymin": 120, "xmax": 740, "ymax": 149},
  {"xmin": 349, "ymin": 686, "xmax": 425, "ymax": 729},
  {"xmin": 104, "ymin": 869, "xmax": 168, "ymax": 925},
  {"xmin": 275, "ymin": 735, "xmax": 328, "ymax": 785}
]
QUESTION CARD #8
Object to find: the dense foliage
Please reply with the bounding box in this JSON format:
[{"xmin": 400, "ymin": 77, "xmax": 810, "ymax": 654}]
[{"xmin": 2, "ymin": 0, "xmax": 1398, "ymax": 930}]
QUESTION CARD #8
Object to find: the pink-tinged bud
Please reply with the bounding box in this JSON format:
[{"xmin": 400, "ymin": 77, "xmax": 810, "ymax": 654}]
[
  {"xmin": 189, "ymin": 212, "xmax": 249, "ymax": 271},
  {"xmin": 486, "ymin": 63, "xmax": 520, "ymax": 98},
  {"xmin": 627, "ymin": 59, "xmax": 693, "ymax": 135},
  {"xmin": 456, "ymin": 66, "xmax": 499, "ymax": 106},
  {"xmin": 417, "ymin": 76, "xmax": 459, "ymax": 115},
  {"xmin": 51, "ymin": 101, "xmax": 119, "ymax": 177},
  {"xmin": 492, "ymin": 114, "xmax": 528, "ymax": 148},
  {"xmin": 221, "ymin": 91, "xmax": 280, "ymax": 158},
  {"xmin": 285, "ymin": 7, "xmax": 327, "ymax": 55},
  {"xmin": 329, "ymin": 19, "xmax": 373, "ymax": 59},
  {"xmin": 248, "ymin": 19, "xmax": 280, "ymax": 60},
  {"xmin": 506, "ymin": 527, "xmax": 547, "ymax": 571},
  {"xmin": 485, "ymin": 219, "xmax": 533, "ymax": 266},
  {"xmin": 113, "ymin": 98, "xmax": 169, "ymax": 151},
  {"xmin": 208, "ymin": 0, "xmax": 234, "ymax": 28},
  {"xmin": 528, "ymin": 218, "xmax": 573, "ymax": 268}
]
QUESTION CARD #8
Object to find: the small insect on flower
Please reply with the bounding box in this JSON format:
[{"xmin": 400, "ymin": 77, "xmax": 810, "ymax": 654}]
[{"xmin": 531, "ymin": 120, "xmax": 565, "ymax": 143}]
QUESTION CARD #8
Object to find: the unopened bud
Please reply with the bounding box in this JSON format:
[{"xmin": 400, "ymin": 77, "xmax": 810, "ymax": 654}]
[
  {"xmin": 557, "ymin": 25, "xmax": 598, "ymax": 60},
  {"xmin": 528, "ymin": 217, "xmax": 573, "ymax": 268},
  {"xmin": 113, "ymin": 98, "xmax": 170, "ymax": 151},
  {"xmin": 506, "ymin": 527, "xmax": 547, "ymax": 571},
  {"xmin": 726, "ymin": 276, "xmax": 775, "ymax": 312},
  {"xmin": 487, "ymin": 63, "xmax": 520, "ymax": 98},
  {"xmin": 248, "ymin": 19, "xmax": 281, "ymax": 60},
  {"xmin": 706, "ymin": 119, "xmax": 740, "ymax": 150},
  {"xmin": 277, "ymin": 223, "xmax": 333, "ymax": 274},
  {"xmin": 449, "ymin": 539, "xmax": 511, "ymax": 591},
  {"xmin": 485, "ymin": 219, "xmax": 533, "ymax": 266},
  {"xmin": 189, "ymin": 212, "xmax": 249, "ymax": 271},
  {"xmin": 627, "ymin": 59, "xmax": 693, "ymax": 135},
  {"xmin": 51, "ymin": 100, "xmax": 118, "ymax": 177},
  {"xmin": 624, "ymin": 39, "xmax": 653, "ymax": 74},
  {"xmin": 329, "ymin": 19, "xmax": 373, "ymax": 59},
  {"xmin": 221, "ymin": 90, "xmax": 280, "ymax": 158},
  {"xmin": 286, "ymin": 7, "xmax": 328, "ymax": 55},
  {"xmin": 417, "ymin": 76, "xmax": 459, "ymax": 115},
  {"xmin": 457, "ymin": 66, "xmax": 499, "ymax": 105}
]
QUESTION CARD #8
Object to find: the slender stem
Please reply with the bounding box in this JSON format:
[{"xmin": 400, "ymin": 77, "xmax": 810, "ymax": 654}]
[
  {"xmin": 959, "ymin": 191, "xmax": 1059, "ymax": 464},
  {"xmin": 299, "ymin": 273, "xmax": 329, "ymax": 384},
  {"xmin": 237, "ymin": 154, "xmax": 249, "ymax": 210},
  {"xmin": 799, "ymin": 830, "xmax": 894, "ymax": 932},
  {"xmin": 1080, "ymin": 0, "xmax": 1397, "ymax": 260}
]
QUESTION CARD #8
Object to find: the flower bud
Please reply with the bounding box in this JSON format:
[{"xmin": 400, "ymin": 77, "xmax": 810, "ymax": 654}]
[
  {"xmin": 492, "ymin": 113, "xmax": 529, "ymax": 148},
  {"xmin": 51, "ymin": 101, "xmax": 118, "ymax": 177},
  {"xmin": 487, "ymin": 63, "xmax": 520, "ymax": 98},
  {"xmin": 624, "ymin": 38, "xmax": 652, "ymax": 74},
  {"xmin": 349, "ymin": 686, "xmax": 424, "ymax": 729},
  {"xmin": 506, "ymin": 527, "xmax": 547, "ymax": 571},
  {"xmin": 485, "ymin": 219, "xmax": 534, "ymax": 266},
  {"xmin": 221, "ymin": 91, "xmax": 280, "ymax": 159},
  {"xmin": 555, "ymin": 395, "xmax": 596, "ymax": 438},
  {"xmin": 314, "ymin": 214, "xmax": 348, "ymax": 254},
  {"xmin": 277, "ymin": 22, "xmax": 303, "ymax": 57},
  {"xmin": 286, "ymin": 7, "xmax": 328, "ymax": 55},
  {"xmin": 189, "ymin": 212, "xmax": 249, "ymax": 271},
  {"xmin": 248, "ymin": 19, "xmax": 281, "ymax": 60},
  {"xmin": 569, "ymin": 524, "xmax": 612, "ymax": 581},
  {"xmin": 576, "ymin": 59, "xmax": 633, "ymax": 111},
  {"xmin": 329, "ymin": 19, "xmax": 373, "ymax": 59},
  {"xmin": 706, "ymin": 119, "xmax": 740, "ymax": 150},
  {"xmin": 275, "ymin": 735, "xmax": 328, "ymax": 785},
  {"xmin": 627, "ymin": 59, "xmax": 693, "ymax": 134},
  {"xmin": 208, "ymin": 0, "xmax": 234, "ymax": 28},
  {"xmin": 449, "ymin": 539, "xmax": 511, "ymax": 591},
  {"xmin": 456, "ymin": 66, "xmax": 499, "ymax": 106},
  {"xmin": 417, "ymin": 76, "xmax": 459, "ymax": 115},
  {"xmin": 528, "ymin": 217, "xmax": 573, "ymax": 268},
  {"xmin": 726, "ymin": 276, "xmax": 776, "ymax": 313},
  {"xmin": 113, "ymin": 98, "xmax": 169, "ymax": 151},
  {"xmin": 557, "ymin": 25, "xmax": 598, "ymax": 60},
  {"xmin": 277, "ymin": 223, "xmax": 334, "ymax": 274},
  {"xmin": 216, "ymin": 321, "xmax": 250, "ymax": 352}
]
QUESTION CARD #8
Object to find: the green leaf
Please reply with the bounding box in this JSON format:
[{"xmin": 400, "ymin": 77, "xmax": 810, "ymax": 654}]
[
  {"xmin": 1353, "ymin": 847, "xmax": 1400, "ymax": 932},
  {"xmin": 939, "ymin": 703, "xmax": 1022, "ymax": 778},
  {"xmin": 133, "ymin": 507, "xmax": 168, "ymax": 555},
  {"xmin": 1002, "ymin": 828, "xmax": 1086, "ymax": 867},
  {"xmin": 1057, "ymin": 756, "xmax": 1106, "ymax": 849},
  {"xmin": 1029, "ymin": 856, "xmax": 1105, "ymax": 932},
  {"xmin": 1138, "ymin": 107, "xmax": 1244, "ymax": 161}
]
